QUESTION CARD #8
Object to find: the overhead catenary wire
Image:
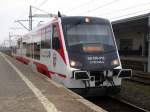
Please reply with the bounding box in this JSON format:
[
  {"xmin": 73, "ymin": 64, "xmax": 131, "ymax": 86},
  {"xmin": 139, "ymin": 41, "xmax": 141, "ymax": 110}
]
[
  {"xmin": 33, "ymin": 0, "xmax": 39, "ymax": 5},
  {"xmin": 13, "ymin": 5, "xmax": 51, "ymax": 33},
  {"xmin": 30, "ymin": 6, "xmax": 59, "ymax": 18},
  {"xmin": 37, "ymin": 0, "xmax": 49, "ymax": 8},
  {"xmin": 9, "ymin": 0, "xmax": 50, "ymax": 45},
  {"xmin": 110, "ymin": 8, "xmax": 150, "ymax": 21},
  {"xmin": 25, "ymin": 0, "xmax": 49, "ymax": 15},
  {"xmin": 67, "ymin": 0, "xmax": 95, "ymax": 13},
  {"xmin": 98, "ymin": 1, "xmax": 150, "ymax": 17},
  {"xmin": 79, "ymin": 0, "xmax": 119, "ymax": 15},
  {"xmin": 31, "ymin": 5, "xmax": 50, "ymax": 14},
  {"xmin": 13, "ymin": 0, "xmax": 36, "ymax": 30}
]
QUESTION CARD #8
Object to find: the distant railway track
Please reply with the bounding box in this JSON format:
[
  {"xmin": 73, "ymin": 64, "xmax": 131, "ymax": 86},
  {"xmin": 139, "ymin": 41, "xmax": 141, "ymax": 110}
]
[
  {"xmin": 87, "ymin": 96, "xmax": 150, "ymax": 112},
  {"xmin": 128, "ymin": 71, "xmax": 150, "ymax": 85}
]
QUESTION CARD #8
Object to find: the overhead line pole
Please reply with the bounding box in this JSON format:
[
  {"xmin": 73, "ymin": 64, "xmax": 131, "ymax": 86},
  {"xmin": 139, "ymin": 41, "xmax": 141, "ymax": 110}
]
[
  {"xmin": 16, "ymin": 5, "xmax": 60, "ymax": 33},
  {"xmin": 28, "ymin": 5, "xmax": 61, "ymax": 31},
  {"xmin": 29, "ymin": 5, "xmax": 32, "ymax": 31}
]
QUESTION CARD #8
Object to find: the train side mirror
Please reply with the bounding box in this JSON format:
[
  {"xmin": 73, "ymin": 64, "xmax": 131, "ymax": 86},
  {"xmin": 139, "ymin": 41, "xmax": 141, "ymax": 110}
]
[{"xmin": 52, "ymin": 38, "xmax": 60, "ymax": 50}]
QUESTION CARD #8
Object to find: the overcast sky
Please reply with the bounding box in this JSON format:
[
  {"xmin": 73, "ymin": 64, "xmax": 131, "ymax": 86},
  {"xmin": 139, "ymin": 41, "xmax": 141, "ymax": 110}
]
[{"xmin": 0, "ymin": 0, "xmax": 150, "ymax": 45}]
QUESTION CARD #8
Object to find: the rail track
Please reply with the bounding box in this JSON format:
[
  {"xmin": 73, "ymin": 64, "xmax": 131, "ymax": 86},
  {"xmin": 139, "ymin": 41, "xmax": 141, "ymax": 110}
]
[
  {"xmin": 87, "ymin": 96, "xmax": 150, "ymax": 112},
  {"xmin": 127, "ymin": 71, "xmax": 150, "ymax": 85}
]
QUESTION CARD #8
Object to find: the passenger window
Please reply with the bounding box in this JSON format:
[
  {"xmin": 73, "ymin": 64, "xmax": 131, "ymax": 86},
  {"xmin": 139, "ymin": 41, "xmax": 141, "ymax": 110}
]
[
  {"xmin": 34, "ymin": 42, "xmax": 40, "ymax": 60},
  {"xmin": 41, "ymin": 26, "xmax": 52, "ymax": 49},
  {"xmin": 45, "ymin": 26, "xmax": 52, "ymax": 48},
  {"xmin": 41, "ymin": 29, "xmax": 46, "ymax": 48}
]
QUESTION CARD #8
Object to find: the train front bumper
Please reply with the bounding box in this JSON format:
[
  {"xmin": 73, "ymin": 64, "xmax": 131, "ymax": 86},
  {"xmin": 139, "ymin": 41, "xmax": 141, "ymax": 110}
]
[{"xmin": 118, "ymin": 69, "xmax": 132, "ymax": 78}]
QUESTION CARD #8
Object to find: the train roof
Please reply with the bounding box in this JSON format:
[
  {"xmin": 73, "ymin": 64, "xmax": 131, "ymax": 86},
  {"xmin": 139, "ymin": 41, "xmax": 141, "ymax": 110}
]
[
  {"xmin": 23, "ymin": 16, "xmax": 110, "ymax": 37},
  {"xmin": 61, "ymin": 16, "xmax": 110, "ymax": 24}
]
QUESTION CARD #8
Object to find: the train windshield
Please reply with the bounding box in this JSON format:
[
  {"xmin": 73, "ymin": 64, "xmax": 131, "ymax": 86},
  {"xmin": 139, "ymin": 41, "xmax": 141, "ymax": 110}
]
[{"xmin": 62, "ymin": 20, "xmax": 116, "ymax": 53}]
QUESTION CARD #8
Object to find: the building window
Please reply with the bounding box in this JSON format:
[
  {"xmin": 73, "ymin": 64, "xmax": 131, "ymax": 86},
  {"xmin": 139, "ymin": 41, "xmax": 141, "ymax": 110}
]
[{"xmin": 120, "ymin": 39, "xmax": 133, "ymax": 51}]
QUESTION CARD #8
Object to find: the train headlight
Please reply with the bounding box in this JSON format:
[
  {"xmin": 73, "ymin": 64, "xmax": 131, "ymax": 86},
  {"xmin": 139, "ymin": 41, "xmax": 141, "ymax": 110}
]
[
  {"xmin": 70, "ymin": 60, "xmax": 76, "ymax": 66},
  {"xmin": 70, "ymin": 60, "xmax": 82, "ymax": 67},
  {"xmin": 111, "ymin": 59, "xmax": 119, "ymax": 65},
  {"xmin": 85, "ymin": 17, "xmax": 90, "ymax": 23}
]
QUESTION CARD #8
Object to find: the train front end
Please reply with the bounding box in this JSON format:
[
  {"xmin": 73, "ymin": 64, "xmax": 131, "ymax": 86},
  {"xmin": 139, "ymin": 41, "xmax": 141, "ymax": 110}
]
[{"xmin": 61, "ymin": 17, "xmax": 131, "ymax": 96}]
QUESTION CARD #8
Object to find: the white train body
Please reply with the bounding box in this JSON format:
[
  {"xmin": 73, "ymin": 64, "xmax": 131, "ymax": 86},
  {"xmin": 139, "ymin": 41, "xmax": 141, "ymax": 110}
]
[{"xmin": 14, "ymin": 16, "xmax": 131, "ymax": 96}]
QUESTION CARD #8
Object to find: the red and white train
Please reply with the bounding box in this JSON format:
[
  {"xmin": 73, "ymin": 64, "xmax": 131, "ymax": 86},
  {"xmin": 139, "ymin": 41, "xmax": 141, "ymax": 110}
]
[{"xmin": 14, "ymin": 14, "xmax": 131, "ymax": 96}]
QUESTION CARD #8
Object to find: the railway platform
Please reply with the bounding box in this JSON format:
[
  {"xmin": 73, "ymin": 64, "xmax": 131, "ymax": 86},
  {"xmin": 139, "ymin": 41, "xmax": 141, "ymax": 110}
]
[
  {"xmin": 120, "ymin": 56, "xmax": 147, "ymax": 72},
  {"xmin": 0, "ymin": 52, "xmax": 106, "ymax": 112}
]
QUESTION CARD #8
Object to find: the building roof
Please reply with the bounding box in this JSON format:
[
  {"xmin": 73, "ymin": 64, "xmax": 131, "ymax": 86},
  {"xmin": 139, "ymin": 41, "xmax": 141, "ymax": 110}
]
[{"xmin": 112, "ymin": 13, "xmax": 150, "ymax": 25}]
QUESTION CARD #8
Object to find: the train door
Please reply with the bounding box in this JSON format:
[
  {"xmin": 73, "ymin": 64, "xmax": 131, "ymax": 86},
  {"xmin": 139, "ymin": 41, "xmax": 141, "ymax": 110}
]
[
  {"xmin": 51, "ymin": 24, "xmax": 61, "ymax": 81},
  {"xmin": 51, "ymin": 23, "xmax": 67, "ymax": 83},
  {"xmin": 52, "ymin": 24, "xmax": 59, "ymax": 71}
]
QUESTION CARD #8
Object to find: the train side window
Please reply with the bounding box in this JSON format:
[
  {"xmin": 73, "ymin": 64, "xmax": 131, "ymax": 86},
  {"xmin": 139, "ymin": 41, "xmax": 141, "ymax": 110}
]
[
  {"xmin": 34, "ymin": 42, "xmax": 40, "ymax": 60},
  {"xmin": 45, "ymin": 26, "xmax": 52, "ymax": 48},
  {"xmin": 25, "ymin": 36, "xmax": 33, "ymax": 58},
  {"xmin": 52, "ymin": 25, "xmax": 60, "ymax": 50},
  {"xmin": 41, "ymin": 29, "xmax": 46, "ymax": 48},
  {"xmin": 26, "ymin": 43, "xmax": 33, "ymax": 58},
  {"xmin": 41, "ymin": 26, "xmax": 52, "ymax": 49}
]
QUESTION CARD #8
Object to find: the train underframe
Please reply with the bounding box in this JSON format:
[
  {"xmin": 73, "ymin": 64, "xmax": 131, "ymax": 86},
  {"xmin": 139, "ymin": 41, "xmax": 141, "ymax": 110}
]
[{"xmin": 70, "ymin": 69, "xmax": 131, "ymax": 96}]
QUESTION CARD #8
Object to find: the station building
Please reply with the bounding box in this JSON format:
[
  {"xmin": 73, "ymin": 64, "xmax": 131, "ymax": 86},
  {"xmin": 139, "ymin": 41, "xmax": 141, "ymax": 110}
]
[{"xmin": 112, "ymin": 13, "xmax": 150, "ymax": 72}]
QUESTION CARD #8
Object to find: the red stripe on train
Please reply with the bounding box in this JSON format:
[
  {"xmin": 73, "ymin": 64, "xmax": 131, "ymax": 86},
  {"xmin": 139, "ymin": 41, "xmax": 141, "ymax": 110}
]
[
  {"xmin": 34, "ymin": 61, "xmax": 66, "ymax": 79},
  {"xmin": 16, "ymin": 56, "xmax": 30, "ymax": 65},
  {"xmin": 33, "ymin": 61, "xmax": 51, "ymax": 78},
  {"xmin": 58, "ymin": 74, "xmax": 66, "ymax": 78},
  {"xmin": 48, "ymin": 70, "xmax": 66, "ymax": 78},
  {"xmin": 15, "ymin": 56, "xmax": 66, "ymax": 79},
  {"xmin": 54, "ymin": 22, "xmax": 66, "ymax": 64}
]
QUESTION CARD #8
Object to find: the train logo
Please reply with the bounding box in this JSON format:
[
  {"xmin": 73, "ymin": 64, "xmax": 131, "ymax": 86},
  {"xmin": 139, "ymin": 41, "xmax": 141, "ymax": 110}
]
[
  {"xmin": 87, "ymin": 56, "xmax": 105, "ymax": 64},
  {"xmin": 53, "ymin": 53, "xmax": 57, "ymax": 67}
]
